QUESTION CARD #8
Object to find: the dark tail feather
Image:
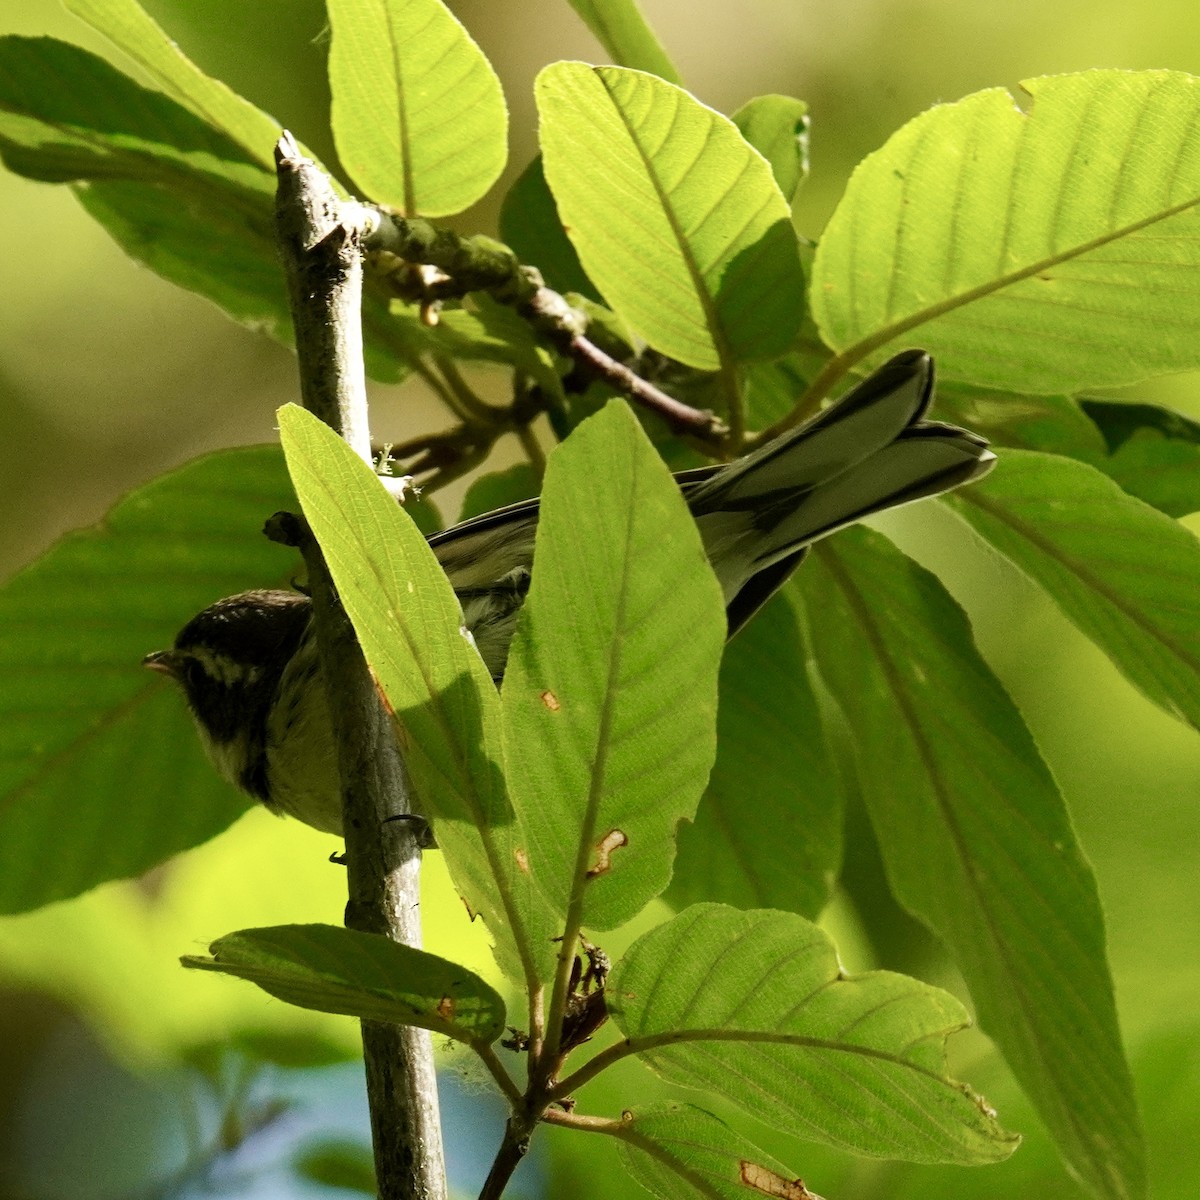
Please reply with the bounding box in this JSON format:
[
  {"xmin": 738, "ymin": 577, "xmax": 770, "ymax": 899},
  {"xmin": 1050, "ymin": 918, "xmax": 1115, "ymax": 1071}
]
[
  {"xmin": 432, "ymin": 350, "xmax": 994, "ymax": 653},
  {"xmin": 687, "ymin": 351, "xmax": 995, "ymax": 622}
]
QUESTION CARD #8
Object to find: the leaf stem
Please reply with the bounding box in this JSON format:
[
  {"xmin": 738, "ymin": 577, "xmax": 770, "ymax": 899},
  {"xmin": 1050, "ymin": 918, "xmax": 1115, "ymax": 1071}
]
[{"xmin": 473, "ymin": 1042, "xmax": 524, "ymax": 1108}]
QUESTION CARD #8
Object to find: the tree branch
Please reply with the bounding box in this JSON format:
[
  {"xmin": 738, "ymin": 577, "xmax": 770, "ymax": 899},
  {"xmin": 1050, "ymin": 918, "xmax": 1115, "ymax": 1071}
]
[
  {"xmin": 360, "ymin": 207, "xmax": 728, "ymax": 442},
  {"xmin": 274, "ymin": 131, "xmax": 446, "ymax": 1200}
]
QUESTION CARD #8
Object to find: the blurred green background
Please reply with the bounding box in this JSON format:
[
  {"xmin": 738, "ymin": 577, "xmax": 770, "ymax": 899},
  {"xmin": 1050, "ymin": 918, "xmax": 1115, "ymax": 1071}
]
[{"xmin": 1, "ymin": 2, "xmax": 1198, "ymax": 1198}]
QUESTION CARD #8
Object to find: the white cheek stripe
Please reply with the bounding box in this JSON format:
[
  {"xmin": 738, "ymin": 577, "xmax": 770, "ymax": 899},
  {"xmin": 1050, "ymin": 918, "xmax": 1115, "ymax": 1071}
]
[{"xmin": 188, "ymin": 646, "xmax": 264, "ymax": 687}]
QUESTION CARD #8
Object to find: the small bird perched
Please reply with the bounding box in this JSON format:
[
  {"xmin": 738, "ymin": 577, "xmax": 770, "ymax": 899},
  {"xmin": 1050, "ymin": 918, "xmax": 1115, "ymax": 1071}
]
[{"xmin": 144, "ymin": 350, "xmax": 995, "ymax": 836}]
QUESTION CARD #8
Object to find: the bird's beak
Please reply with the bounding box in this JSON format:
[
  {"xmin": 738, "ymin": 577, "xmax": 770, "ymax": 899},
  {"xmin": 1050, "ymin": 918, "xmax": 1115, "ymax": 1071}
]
[{"xmin": 143, "ymin": 649, "xmax": 182, "ymax": 678}]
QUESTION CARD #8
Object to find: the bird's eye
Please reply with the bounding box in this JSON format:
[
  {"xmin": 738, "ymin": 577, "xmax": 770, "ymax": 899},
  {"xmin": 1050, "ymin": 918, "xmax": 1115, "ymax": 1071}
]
[{"xmin": 181, "ymin": 657, "xmax": 206, "ymax": 689}]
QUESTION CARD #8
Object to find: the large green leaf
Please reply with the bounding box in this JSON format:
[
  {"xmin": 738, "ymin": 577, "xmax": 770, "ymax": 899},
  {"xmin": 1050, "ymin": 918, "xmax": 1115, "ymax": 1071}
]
[
  {"xmin": 813, "ymin": 70, "xmax": 1200, "ymax": 392},
  {"xmin": 183, "ymin": 923, "xmax": 505, "ymax": 1044},
  {"xmin": 327, "ymin": 0, "xmax": 507, "ymax": 216},
  {"xmin": 605, "ymin": 1104, "xmax": 819, "ymax": 1200},
  {"xmin": 78, "ymin": 179, "xmax": 412, "ymax": 383},
  {"xmin": 536, "ymin": 63, "xmax": 804, "ymax": 372},
  {"xmin": 74, "ymin": 177, "xmax": 291, "ymax": 340},
  {"xmin": 607, "ymin": 904, "xmax": 1017, "ymax": 1164},
  {"xmin": 0, "ymin": 37, "xmax": 411, "ymax": 382},
  {"xmin": 0, "ymin": 447, "xmax": 297, "ymax": 913},
  {"xmin": 944, "ymin": 450, "xmax": 1200, "ymax": 732},
  {"xmin": 667, "ymin": 591, "xmax": 841, "ymax": 917},
  {"xmin": 501, "ymin": 401, "xmax": 725, "ymax": 929},
  {"xmin": 564, "ymin": 0, "xmax": 681, "ymax": 84},
  {"xmin": 276, "ymin": 406, "xmax": 558, "ymax": 985},
  {"xmin": 65, "ymin": 0, "xmax": 289, "ymax": 167},
  {"xmin": 798, "ymin": 528, "xmax": 1144, "ymax": 1200},
  {"xmin": 0, "ymin": 35, "xmax": 270, "ymax": 191}
]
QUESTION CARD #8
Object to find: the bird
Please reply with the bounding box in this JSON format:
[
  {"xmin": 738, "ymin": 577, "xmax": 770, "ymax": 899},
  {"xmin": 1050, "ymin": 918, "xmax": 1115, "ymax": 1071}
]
[{"xmin": 144, "ymin": 350, "xmax": 995, "ymax": 836}]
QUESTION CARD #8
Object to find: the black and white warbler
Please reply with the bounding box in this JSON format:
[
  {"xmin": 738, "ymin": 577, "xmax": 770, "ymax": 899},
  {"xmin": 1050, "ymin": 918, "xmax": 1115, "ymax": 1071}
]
[{"xmin": 144, "ymin": 350, "xmax": 995, "ymax": 836}]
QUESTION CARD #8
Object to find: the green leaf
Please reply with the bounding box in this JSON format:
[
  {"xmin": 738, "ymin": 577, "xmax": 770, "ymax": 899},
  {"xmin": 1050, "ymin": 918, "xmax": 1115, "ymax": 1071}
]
[
  {"xmin": 183, "ymin": 923, "xmax": 506, "ymax": 1043},
  {"xmin": 741, "ymin": 355, "xmax": 818, "ymax": 429},
  {"xmin": 1080, "ymin": 399, "xmax": 1200, "ymax": 517},
  {"xmin": 798, "ymin": 528, "xmax": 1144, "ymax": 1200},
  {"xmin": 0, "ymin": 38, "xmax": 420, "ymax": 380},
  {"xmin": 0, "ymin": 38, "xmax": 416, "ymax": 380},
  {"xmin": 389, "ymin": 295, "xmax": 564, "ymax": 399},
  {"xmin": 536, "ymin": 63, "xmax": 804, "ymax": 371},
  {"xmin": 228, "ymin": 1028, "xmax": 354, "ymax": 1070},
  {"xmin": 0, "ymin": 36, "xmax": 271, "ymax": 190},
  {"xmin": 501, "ymin": 401, "xmax": 725, "ymax": 929},
  {"xmin": 64, "ymin": 0, "xmax": 290, "ymax": 168},
  {"xmin": 605, "ymin": 1104, "xmax": 820, "ymax": 1200},
  {"xmin": 564, "ymin": 0, "xmax": 682, "ymax": 85},
  {"xmin": 295, "ymin": 1140, "xmax": 376, "ymax": 1195},
  {"xmin": 934, "ymin": 384, "xmax": 1200, "ymax": 519},
  {"xmin": 327, "ymin": 0, "xmax": 507, "ymax": 215},
  {"xmin": 944, "ymin": 450, "xmax": 1200, "ymax": 732},
  {"xmin": 812, "ymin": 70, "xmax": 1200, "ymax": 392},
  {"xmin": 609, "ymin": 904, "xmax": 1017, "ymax": 1164},
  {"xmin": 458, "ymin": 464, "xmax": 541, "ymax": 523},
  {"xmin": 667, "ymin": 591, "xmax": 841, "ymax": 917},
  {"xmin": 933, "ymin": 382, "xmax": 1108, "ymax": 462},
  {"xmin": 74, "ymin": 177, "xmax": 290, "ymax": 340},
  {"xmin": 276, "ymin": 406, "xmax": 559, "ymax": 985},
  {"xmin": 731, "ymin": 94, "xmax": 809, "ymax": 201},
  {"xmin": 0, "ymin": 447, "xmax": 297, "ymax": 913},
  {"xmin": 77, "ymin": 179, "xmax": 410, "ymax": 383},
  {"xmin": 499, "ymin": 155, "xmax": 599, "ymax": 301}
]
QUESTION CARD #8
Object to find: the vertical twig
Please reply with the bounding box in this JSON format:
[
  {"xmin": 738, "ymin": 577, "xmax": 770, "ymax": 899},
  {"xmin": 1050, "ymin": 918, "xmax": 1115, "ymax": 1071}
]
[{"xmin": 274, "ymin": 132, "xmax": 447, "ymax": 1200}]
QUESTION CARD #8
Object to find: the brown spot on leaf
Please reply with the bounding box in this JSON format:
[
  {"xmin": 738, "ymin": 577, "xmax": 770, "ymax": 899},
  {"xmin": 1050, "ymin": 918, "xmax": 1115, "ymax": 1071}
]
[
  {"xmin": 739, "ymin": 1161, "xmax": 822, "ymax": 1199},
  {"xmin": 460, "ymin": 896, "xmax": 478, "ymax": 922},
  {"xmin": 436, "ymin": 995, "xmax": 456, "ymax": 1022},
  {"xmin": 514, "ymin": 847, "xmax": 531, "ymax": 874},
  {"xmin": 369, "ymin": 666, "xmax": 395, "ymax": 717},
  {"xmin": 540, "ymin": 689, "xmax": 561, "ymax": 711},
  {"xmin": 586, "ymin": 829, "xmax": 628, "ymax": 877},
  {"xmin": 392, "ymin": 717, "xmax": 410, "ymax": 752}
]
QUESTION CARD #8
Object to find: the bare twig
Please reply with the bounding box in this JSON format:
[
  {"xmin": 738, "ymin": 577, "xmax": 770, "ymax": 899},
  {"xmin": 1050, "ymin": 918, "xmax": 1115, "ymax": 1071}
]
[
  {"xmin": 360, "ymin": 207, "xmax": 728, "ymax": 443},
  {"xmin": 274, "ymin": 132, "xmax": 447, "ymax": 1200},
  {"xmin": 566, "ymin": 332, "xmax": 727, "ymax": 437}
]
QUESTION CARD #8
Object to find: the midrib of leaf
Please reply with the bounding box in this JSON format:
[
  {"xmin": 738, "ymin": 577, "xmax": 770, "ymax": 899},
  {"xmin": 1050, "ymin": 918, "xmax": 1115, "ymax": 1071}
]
[
  {"xmin": 0, "ymin": 100, "xmax": 269, "ymax": 213},
  {"xmin": 606, "ymin": 1126, "xmax": 725, "ymax": 1199},
  {"xmin": 600, "ymin": 73, "xmax": 744, "ymax": 427},
  {"xmin": 381, "ymin": 5, "xmax": 416, "ymax": 216},
  {"xmin": 810, "ymin": 185, "xmax": 1200, "ymax": 413},
  {"xmin": 560, "ymin": 1024, "xmax": 969, "ymax": 1099},
  {"xmin": 546, "ymin": 486, "xmax": 640, "ymax": 1052},
  {"xmin": 813, "ymin": 541, "xmax": 1108, "ymax": 1184},
  {"xmin": 947, "ymin": 486, "xmax": 1199, "ymax": 673}
]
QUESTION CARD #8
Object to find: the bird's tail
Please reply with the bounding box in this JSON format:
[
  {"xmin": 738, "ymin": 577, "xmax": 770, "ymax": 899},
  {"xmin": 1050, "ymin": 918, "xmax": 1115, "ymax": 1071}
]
[{"xmin": 684, "ymin": 349, "xmax": 995, "ymax": 631}]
